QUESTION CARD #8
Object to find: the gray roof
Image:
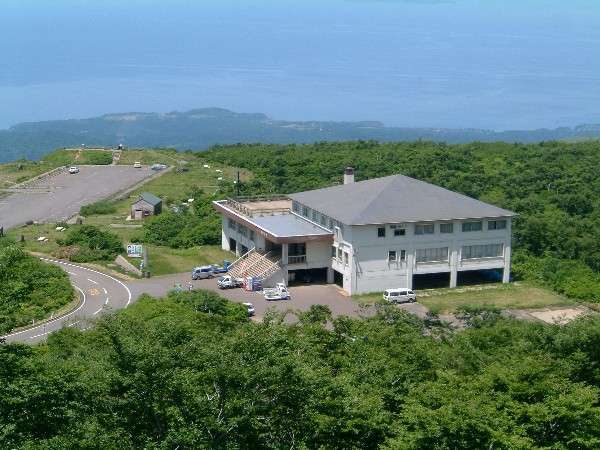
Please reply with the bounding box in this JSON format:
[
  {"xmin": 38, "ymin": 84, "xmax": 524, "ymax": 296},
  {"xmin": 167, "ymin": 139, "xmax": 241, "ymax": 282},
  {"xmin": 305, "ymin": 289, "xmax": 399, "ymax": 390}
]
[
  {"xmin": 252, "ymin": 213, "xmax": 331, "ymax": 237},
  {"xmin": 289, "ymin": 174, "xmax": 515, "ymax": 225},
  {"xmin": 138, "ymin": 192, "xmax": 162, "ymax": 206}
]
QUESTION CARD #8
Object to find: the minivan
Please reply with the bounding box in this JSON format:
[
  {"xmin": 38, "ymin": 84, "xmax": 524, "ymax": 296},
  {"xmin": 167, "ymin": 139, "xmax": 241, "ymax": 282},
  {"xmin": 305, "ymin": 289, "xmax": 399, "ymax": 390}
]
[
  {"xmin": 383, "ymin": 288, "xmax": 416, "ymax": 303},
  {"xmin": 191, "ymin": 266, "xmax": 214, "ymax": 280}
]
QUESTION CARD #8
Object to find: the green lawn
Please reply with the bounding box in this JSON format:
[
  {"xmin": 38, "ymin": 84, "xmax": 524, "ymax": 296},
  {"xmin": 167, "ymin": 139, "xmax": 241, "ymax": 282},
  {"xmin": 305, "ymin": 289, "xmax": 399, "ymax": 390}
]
[
  {"xmin": 144, "ymin": 244, "xmax": 233, "ymax": 276},
  {"xmin": 356, "ymin": 283, "xmax": 576, "ymax": 314}
]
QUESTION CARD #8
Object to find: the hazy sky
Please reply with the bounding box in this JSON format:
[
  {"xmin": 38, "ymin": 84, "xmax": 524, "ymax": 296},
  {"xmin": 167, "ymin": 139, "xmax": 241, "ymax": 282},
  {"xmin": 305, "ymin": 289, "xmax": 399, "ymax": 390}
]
[{"xmin": 1, "ymin": 0, "xmax": 599, "ymax": 129}]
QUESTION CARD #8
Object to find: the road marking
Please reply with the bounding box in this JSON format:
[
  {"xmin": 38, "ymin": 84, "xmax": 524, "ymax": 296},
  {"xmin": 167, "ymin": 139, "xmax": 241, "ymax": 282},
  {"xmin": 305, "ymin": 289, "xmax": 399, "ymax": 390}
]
[
  {"xmin": 68, "ymin": 321, "xmax": 80, "ymax": 327},
  {"xmin": 68, "ymin": 271, "xmax": 77, "ymax": 276},
  {"xmin": 89, "ymin": 288, "xmax": 100, "ymax": 296},
  {"xmin": 93, "ymin": 307, "xmax": 103, "ymax": 316},
  {"xmin": 39, "ymin": 257, "xmax": 132, "ymax": 307},
  {"xmin": 105, "ymin": 297, "xmax": 110, "ymax": 305},
  {"xmin": 103, "ymin": 288, "xmax": 108, "ymax": 294},
  {"xmin": 87, "ymin": 278, "xmax": 98, "ymax": 284},
  {"xmin": 1, "ymin": 285, "xmax": 87, "ymax": 340}
]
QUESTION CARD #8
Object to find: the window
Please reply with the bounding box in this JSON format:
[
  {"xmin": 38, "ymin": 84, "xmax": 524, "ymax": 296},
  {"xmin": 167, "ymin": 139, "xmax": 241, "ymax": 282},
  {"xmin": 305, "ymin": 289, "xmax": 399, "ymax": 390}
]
[
  {"xmin": 416, "ymin": 247, "xmax": 449, "ymax": 263},
  {"xmin": 415, "ymin": 223, "xmax": 434, "ymax": 235},
  {"xmin": 343, "ymin": 252, "xmax": 349, "ymax": 265},
  {"xmin": 377, "ymin": 227, "xmax": 386, "ymax": 238},
  {"xmin": 332, "ymin": 246, "xmax": 337, "ymax": 258},
  {"xmin": 399, "ymin": 249, "xmax": 406, "ymax": 261},
  {"xmin": 337, "ymin": 248, "xmax": 343, "ymax": 260},
  {"xmin": 249, "ymin": 230, "xmax": 255, "ymax": 241},
  {"xmin": 488, "ymin": 219, "xmax": 507, "ymax": 230},
  {"xmin": 462, "ymin": 244, "xmax": 503, "ymax": 259},
  {"xmin": 388, "ymin": 250, "xmax": 397, "ymax": 262},
  {"xmin": 320, "ymin": 214, "xmax": 327, "ymax": 226},
  {"xmin": 292, "ymin": 201, "xmax": 300, "ymax": 213},
  {"xmin": 440, "ymin": 223, "xmax": 454, "ymax": 233},
  {"xmin": 394, "ymin": 228, "xmax": 406, "ymax": 237},
  {"xmin": 237, "ymin": 223, "xmax": 248, "ymax": 237},
  {"xmin": 462, "ymin": 221, "xmax": 482, "ymax": 232},
  {"xmin": 302, "ymin": 206, "xmax": 309, "ymax": 217},
  {"xmin": 312, "ymin": 210, "xmax": 319, "ymax": 222},
  {"xmin": 228, "ymin": 218, "xmax": 236, "ymax": 230}
]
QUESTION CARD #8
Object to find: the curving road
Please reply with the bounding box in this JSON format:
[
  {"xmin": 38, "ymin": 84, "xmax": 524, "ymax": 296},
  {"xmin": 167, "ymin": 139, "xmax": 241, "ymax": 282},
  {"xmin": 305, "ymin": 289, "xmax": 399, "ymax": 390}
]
[{"xmin": 2, "ymin": 258, "xmax": 131, "ymax": 344}]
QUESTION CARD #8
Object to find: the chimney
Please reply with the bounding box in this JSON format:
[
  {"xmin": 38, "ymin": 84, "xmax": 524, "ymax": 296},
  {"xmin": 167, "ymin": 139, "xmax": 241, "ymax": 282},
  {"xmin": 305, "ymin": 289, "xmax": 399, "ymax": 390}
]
[{"xmin": 344, "ymin": 167, "xmax": 355, "ymax": 184}]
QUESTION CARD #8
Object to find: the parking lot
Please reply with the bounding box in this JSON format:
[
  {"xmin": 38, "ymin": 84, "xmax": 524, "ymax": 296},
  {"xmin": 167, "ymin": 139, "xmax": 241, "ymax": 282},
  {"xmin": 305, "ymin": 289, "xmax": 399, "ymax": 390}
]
[
  {"xmin": 0, "ymin": 165, "xmax": 154, "ymax": 230},
  {"xmin": 129, "ymin": 274, "xmax": 429, "ymax": 321}
]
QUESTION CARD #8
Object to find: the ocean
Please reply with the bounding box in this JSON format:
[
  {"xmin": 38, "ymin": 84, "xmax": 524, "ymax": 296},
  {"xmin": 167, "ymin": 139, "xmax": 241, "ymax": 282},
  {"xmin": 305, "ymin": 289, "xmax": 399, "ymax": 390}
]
[{"xmin": 1, "ymin": 0, "xmax": 599, "ymax": 130}]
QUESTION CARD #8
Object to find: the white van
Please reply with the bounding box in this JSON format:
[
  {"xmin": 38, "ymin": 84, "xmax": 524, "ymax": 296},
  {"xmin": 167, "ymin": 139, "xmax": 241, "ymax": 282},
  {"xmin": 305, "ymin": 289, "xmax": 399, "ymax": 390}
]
[{"xmin": 383, "ymin": 288, "xmax": 416, "ymax": 304}]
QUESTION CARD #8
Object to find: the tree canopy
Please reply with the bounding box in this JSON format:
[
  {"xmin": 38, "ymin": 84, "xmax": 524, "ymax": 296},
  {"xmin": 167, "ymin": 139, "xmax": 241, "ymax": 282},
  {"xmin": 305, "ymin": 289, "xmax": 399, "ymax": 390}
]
[{"xmin": 0, "ymin": 290, "xmax": 599, "ymax": 448}]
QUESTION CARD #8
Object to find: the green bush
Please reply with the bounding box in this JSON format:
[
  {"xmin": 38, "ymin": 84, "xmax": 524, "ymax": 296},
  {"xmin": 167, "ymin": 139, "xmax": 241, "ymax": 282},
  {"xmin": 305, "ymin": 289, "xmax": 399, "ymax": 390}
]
[
  {"xmin": 58, "ymin": 225, "xmax": 123, "ymax": 262},
  {"xmin": 0, "ymin": 245, "xmax": 73, "ymax": 333},
  {"xmin": 82, "ymin": 150, "xmax": 113, "ymax": 165},
  {"xmin": 80, "ymin": 199, "xmax": 118, "ymax": 216}
]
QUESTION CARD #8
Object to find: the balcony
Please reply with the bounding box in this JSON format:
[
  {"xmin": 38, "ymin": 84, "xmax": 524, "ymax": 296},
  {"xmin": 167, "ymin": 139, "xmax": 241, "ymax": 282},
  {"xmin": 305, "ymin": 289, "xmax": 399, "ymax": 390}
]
[{"xmin": 288, "ymin": 255, "xmax": 307, "ymax": 264}]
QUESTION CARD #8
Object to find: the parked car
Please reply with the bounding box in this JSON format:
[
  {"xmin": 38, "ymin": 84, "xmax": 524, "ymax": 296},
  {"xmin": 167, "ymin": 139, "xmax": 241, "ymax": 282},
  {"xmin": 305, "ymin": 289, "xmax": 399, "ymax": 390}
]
[
  {"xmin": 68, "ymin": 166, "xmax": 80, "ymax": 174},
  {"xmin": 217, "ymin": 275, "xmax": 243, "ymax": 289},
  {"xmin": 243, "ymin": 302, "xmax": 255, "ymax": 317},
  {"xmin": 133, "ymin": 161, "xmax": 142, "ymax": 168},
  {"xmin": 191, "ymin": 266, "xmax": 214, "ymax": 280},
  {"xmin": 264, "ymin": 283, "xmax": 291, "ymax": 301},
  {"xmin": 151, "ymin": 163, "xmax": 167, "ymax": 170},
  {"xmin": 383, "ymin": 288, "xmax": 416, "ymax": 304}
]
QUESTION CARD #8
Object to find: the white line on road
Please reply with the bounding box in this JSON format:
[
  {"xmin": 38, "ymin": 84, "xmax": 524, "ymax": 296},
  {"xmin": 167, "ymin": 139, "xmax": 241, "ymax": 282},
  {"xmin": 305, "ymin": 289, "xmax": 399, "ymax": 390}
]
[
  {"xmin": 68, "ymin": 271, "xmax": 77, "ymax": 276},
  {"xmin": 93, "ymin": 307, "xmax": 103, "ymax": 316},
  {"xmin": 105, "ymin": 297, "xmax": 110, "ymax": 305},
  {"xmin": 87, "ymin": 278, "xmax": 98, "ymax": 284},
  {"xmin": 68, "ymin": 321, "xmax": 80, "ymax": 327},
  {"xmin": 40, "ymin": 257, "xmax": 132, "ymax": 306},
  {"xmin": 103, "ymin": 288, "xmax": 108, "ymax": 294}
]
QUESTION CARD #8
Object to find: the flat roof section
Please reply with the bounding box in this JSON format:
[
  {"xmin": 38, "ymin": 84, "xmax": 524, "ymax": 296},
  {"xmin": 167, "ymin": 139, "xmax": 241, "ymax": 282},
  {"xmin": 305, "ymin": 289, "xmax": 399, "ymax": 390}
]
[
  {"xmin": 252, "ymin": 213, "xmax": 332, "ymax": 238},
  {"xmin": 213, "ymin": 200, "xmax": 333, "ymax": 243},
  {"xmin": 243, "ymin": 199, "xmax": 292, "ymax": 212}
]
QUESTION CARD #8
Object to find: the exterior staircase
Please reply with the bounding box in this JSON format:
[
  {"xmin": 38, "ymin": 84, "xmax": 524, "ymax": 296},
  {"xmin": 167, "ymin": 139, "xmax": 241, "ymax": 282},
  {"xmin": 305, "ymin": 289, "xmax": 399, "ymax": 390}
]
[{"xmin": 228, "ymin": 248, "xmax": 281, "ymax": 281}]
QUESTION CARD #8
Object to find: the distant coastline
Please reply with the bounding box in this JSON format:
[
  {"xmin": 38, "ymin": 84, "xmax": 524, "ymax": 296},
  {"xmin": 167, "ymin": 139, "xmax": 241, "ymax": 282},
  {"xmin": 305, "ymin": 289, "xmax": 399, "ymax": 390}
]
[{"xmin": 1, "ymin": 107, "xmax": 599, "ymax": 163}]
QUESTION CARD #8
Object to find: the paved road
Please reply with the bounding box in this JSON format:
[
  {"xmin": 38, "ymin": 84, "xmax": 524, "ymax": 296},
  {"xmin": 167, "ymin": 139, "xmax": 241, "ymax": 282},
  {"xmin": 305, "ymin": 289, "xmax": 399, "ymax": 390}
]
[
  {"xmin": 0, "ymin": 165, "xmax": 153, "ymax": 230},
  {"xmin": 2, "ymin": 258, "xmax": 131, "ymax": 344},
  {"xmin": 2, "ymin": 260, "xmax": 427, "ymax": 343}
]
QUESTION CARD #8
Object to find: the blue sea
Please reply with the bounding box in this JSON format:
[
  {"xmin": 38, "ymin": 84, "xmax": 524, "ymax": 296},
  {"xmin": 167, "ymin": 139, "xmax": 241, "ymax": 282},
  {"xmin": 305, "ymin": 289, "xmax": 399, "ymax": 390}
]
[{"xmin": 1, "ymin": 0, "xmax": 599, "ymax": 130}]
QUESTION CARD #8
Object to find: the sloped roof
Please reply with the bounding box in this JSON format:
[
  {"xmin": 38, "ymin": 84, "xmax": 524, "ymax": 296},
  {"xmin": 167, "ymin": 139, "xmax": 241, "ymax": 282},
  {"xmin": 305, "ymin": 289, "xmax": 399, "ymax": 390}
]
[
  {"xmin": 289, "ymin": 174, "xmax": 515, "ymax": 225},
  {"xmin": 137, "ymin": 192, "xmax": 162, "ymax": 206}
]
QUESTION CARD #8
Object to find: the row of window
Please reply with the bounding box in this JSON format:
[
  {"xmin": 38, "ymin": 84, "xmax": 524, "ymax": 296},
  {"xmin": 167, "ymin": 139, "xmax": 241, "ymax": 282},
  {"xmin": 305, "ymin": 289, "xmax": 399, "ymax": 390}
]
[
  {"xmin": 377, "ymin": 219, "xmax": 507, "ymax": 238},
  {"xmin": 293, "ymin": 201, "xmax": 343, "ymax": 231},
  {"xmin": 386, "ymin": 244, "xmax": 504, "ymax": 263},
  {"xmin": 228, "ymin": 218, "xmax": 255, "ymax": 241}
]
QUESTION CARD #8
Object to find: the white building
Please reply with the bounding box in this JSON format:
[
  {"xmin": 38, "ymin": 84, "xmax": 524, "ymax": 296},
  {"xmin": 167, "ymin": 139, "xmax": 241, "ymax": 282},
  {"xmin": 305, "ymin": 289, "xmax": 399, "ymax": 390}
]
[{"xmin": 213, "ymin": 168, "xmax": 515, "ymax": 295}]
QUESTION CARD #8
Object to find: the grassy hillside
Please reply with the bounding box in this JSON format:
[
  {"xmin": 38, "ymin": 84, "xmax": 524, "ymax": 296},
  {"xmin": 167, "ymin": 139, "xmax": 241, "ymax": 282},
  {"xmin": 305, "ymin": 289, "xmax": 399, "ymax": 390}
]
[{"xmin": 204, "ymin": 140, "xmax": 600, "ymax": 301}]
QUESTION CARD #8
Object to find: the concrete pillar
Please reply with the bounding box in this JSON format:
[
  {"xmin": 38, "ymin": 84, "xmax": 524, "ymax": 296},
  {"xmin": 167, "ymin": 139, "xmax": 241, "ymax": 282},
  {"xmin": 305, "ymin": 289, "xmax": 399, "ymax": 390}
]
[
  {"xmin": 449, "ymin": 247, "xmax": 458, "ymax": 288},
  {"xmin": 327, "ymin": 267, "xmax": 334, "ymax": 284},
  {"xmin": 221, "ymin": 228, "xmax": 228, "ymax": 251},
  {"xmin": 503, "ymin": 243, "xmax": 511, "ymax": 283},
  {"xmin": 406, "ymin": 253, "xmax": 414, "ymax": 289},
  {"xmin": 282, "ymin": 243, "xmax": 289, "ymax": 266}
]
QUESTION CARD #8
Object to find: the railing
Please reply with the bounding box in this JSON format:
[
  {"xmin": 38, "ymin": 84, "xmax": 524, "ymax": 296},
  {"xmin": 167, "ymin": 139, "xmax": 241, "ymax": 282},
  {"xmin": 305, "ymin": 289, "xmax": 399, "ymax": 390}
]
[
  {"xmin": 288, "ymin": 255, "xmax": 306, "ymax": 264},
  {"xmin": 225, "ymin": 195, "xmax": 291, "ymax": 218}
]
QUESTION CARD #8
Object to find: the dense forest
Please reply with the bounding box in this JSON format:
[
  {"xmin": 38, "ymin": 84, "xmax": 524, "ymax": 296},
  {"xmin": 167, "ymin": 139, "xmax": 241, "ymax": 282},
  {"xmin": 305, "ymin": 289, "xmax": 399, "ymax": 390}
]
[
  {"xmin": 204, "ymin": 140, "xmax": 600, "ymax": 301},
  {"xmin": 1, "ymin": 290, "xmax": 599, "ymax": 449}
]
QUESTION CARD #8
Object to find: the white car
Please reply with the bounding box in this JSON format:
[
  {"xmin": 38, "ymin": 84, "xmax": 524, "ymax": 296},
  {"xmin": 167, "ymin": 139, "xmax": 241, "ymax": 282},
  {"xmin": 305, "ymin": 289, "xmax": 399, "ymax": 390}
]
[
  {"xmin": 133, "ymin": 161, "xmax": 142, "ymax": 168},
  {"xmin": 68, "ymin": 166, "xmax": 79, "ymax": 174},
  {"xmin": 243, "ymin": 302, "xmax": 255, "ymax": 317},
  {"xmin": 383, "ymin": 288, "xmax": 416, "ymax": 304},
  {"xmin": 264, "ymin": 283, "xmax": 291, "ymax": 301}
]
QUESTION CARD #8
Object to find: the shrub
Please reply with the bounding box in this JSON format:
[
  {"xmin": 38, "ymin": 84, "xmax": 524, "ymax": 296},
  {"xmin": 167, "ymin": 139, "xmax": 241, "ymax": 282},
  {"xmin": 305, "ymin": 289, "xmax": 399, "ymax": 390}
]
[
  {"xmin": 58, "ymin": 225, "xmax": 123, "ymax": 262},
  {"xmin": 0, "ymin": 245, "xmax": 74, "ymax": 333}
]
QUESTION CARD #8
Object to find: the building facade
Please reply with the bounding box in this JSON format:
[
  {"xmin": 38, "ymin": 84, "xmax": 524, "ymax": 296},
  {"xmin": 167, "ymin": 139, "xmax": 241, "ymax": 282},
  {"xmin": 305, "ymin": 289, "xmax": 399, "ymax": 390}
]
[{"xmin": 214, "ymin": 169, "xmax": 515, "ymax": 295}]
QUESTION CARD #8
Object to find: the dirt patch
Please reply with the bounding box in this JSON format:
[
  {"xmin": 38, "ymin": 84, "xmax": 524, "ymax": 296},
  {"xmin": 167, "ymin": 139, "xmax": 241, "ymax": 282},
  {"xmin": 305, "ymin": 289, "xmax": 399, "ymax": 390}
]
[{"xmin": 527, "ymin": 307, "xmax": 589, "ymax": 325}]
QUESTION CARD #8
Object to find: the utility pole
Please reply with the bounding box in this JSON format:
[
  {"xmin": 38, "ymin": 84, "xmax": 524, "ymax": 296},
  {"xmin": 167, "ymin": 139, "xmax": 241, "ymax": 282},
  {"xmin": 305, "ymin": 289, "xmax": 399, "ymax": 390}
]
[{"xmin": 236, "ymin": 171, "xmax": 240, "ymax": 197}]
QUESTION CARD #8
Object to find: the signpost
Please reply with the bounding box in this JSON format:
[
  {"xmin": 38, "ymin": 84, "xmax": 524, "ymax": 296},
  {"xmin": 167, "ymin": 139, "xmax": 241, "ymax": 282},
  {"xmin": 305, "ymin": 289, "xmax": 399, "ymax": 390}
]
[{"xmin": 127, "ymin": 243, "xmax": 143, "ymax": 258}]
